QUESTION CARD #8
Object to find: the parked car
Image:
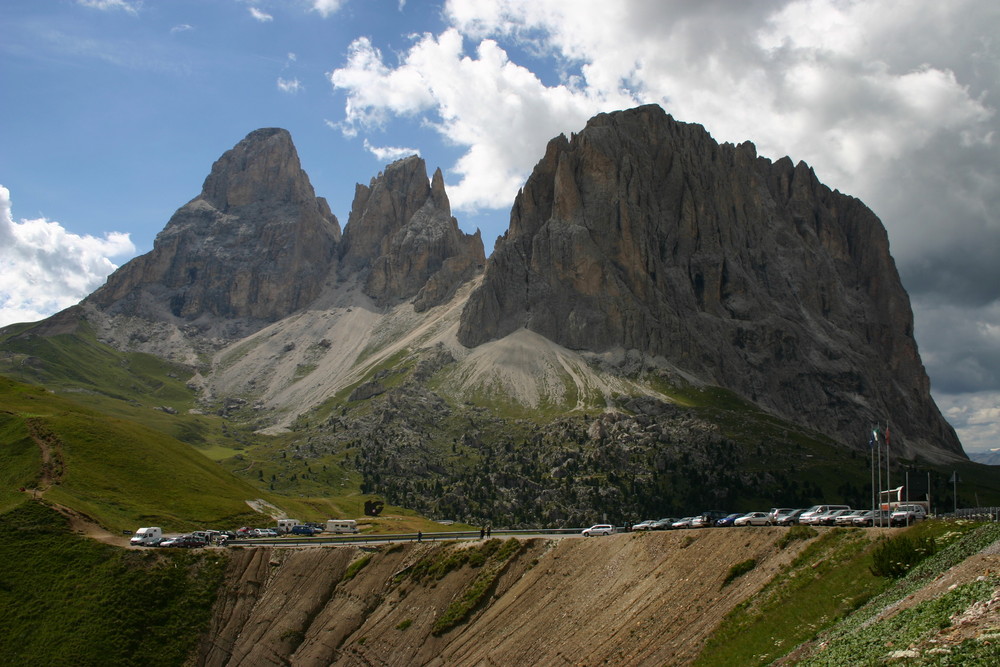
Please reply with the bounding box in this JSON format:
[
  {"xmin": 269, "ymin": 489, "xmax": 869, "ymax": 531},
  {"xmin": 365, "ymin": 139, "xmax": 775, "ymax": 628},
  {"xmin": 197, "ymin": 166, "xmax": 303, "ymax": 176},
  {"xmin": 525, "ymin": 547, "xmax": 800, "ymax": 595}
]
[
  {"xmin": 818, "ymin": 509, "xmax": 852, "ymax": 526},
  {"xmin": 734, "ymin": 512, "xmax": 773, "ymax": 527},
  {"xmin": 890, "ymin": 504, "xmax": 928, "ymax": 526},
  {"xmin": 652, "ymin": 518, "xmax": 678, "ymax": 530},
  {"xmin": 693, "ymin": 511, "xmax": 729, "ymax": 528},
  {"xmin": 835, "ymin": 510, "xmax": 868, "ymax": 526},
  {"xmin": 672, "ymin": 517, "xmax": 695, "ymax": 529},
  {"xmin": 582, "ymin": 524, "xmax": 614, "ymax": 537},
  {"xmin": 769, "ymin": 508, "xmax": 796, "ymax": 523},
  {"xmin": 853, "ymin": 509, "xmax": 891, "ymax": 527},
  {"xmin": 290, "ymin": 524, "xmax": 321, "ymax": 536},
  {"xmin": 799, "ymin": 504, "xmax": 851, "ymax": 525},
  {"xmin": 715, "ymin": 513, "xmax": 742, "ymax": 527},
  {"xmin": 776, "ymin": 509, "xmax": 806, "ymax": 526},
  {"xmin": 631, "ymin": 520, "xmax": 656, "ymax": 531}
]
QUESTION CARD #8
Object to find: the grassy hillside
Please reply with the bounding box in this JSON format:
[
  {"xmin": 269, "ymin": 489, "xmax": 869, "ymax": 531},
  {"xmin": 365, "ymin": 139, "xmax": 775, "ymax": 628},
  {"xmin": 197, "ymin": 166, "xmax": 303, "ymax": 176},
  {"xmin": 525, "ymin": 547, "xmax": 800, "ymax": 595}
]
[
  {"xmin": 696, "ymin": 520, "xmax": 1000, "ymax": 665},
  {"xmin": 0, "ymin": 502, "xmax": 225, "ymax": 667},
  {"xmin": 0, "ymin": 376, "xmax": 268, "ymax": 532}
]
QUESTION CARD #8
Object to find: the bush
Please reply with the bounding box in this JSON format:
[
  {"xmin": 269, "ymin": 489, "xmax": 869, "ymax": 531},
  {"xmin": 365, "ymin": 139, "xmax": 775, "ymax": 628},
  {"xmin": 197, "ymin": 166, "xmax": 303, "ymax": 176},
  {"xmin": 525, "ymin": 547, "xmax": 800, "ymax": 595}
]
[
  {"xmin": 778, "ymin": 524, "xmax": 817, "ymax": 549},
  {"xmin": 722, "ymin": 558, "xmax": 757, "ymax": 588},
  {"xmin": 869, "ymin": 534, "xmax": 937, "ymax": 578}
]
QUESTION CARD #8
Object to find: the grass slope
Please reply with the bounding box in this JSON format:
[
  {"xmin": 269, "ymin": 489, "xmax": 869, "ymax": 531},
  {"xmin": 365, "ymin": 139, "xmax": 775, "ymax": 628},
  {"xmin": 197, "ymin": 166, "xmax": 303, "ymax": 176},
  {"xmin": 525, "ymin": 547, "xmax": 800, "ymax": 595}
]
[
  {"xmin": 0, "ymin": 502, "xmax": 225, "ymax": 667},
  {"xmin": 695, "ymin": 520, "xmax": 999, "ymax": 666},
  {"xmin": 0, "ymin": 376, "xmax": 269, "ymax": 532}
]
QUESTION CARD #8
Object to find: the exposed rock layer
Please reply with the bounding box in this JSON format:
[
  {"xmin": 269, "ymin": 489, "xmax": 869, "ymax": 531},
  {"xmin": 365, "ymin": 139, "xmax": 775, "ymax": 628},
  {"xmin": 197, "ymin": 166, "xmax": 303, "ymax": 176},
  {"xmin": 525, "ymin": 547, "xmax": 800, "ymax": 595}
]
[{"xmin": 458, "ymin": 104, "xmax": 961, "ymax": 460}]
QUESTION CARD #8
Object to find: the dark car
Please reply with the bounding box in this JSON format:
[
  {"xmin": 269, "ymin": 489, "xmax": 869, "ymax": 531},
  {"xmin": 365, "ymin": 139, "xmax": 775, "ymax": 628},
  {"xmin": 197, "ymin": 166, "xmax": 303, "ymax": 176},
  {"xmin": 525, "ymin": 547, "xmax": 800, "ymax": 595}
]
[
  {"xmin": 714, "ymin": 513, "xmax": 742, "ymax": 527},
  {"xmin": 776, "ymin": 509, "xmax": 806, "ymax": 526}
]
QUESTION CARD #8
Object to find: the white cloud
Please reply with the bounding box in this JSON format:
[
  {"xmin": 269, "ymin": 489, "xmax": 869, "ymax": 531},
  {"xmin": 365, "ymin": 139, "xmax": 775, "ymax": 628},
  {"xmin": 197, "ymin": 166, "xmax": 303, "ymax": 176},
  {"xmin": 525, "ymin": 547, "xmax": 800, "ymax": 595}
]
[
  {"xmin": 363, "ymin": 139, "xmax": 419, "ymax": 163},
  {"xmin": 329, "ymin": 30, "xmax": 629, "ymax": 210},
  {"xmin": 170, "ymin": 24, "xmax": 194, "ymax": 34},
  {"xmin": 77, "ymin": 0, "xmax": 139, "ymax": 15},
  {"xmin": 277, "ymin": 77, "xmax": 303, "ymax": 93},
  {"xmin": 935, "ymin": 391, "xmax": 1000, "ymax": 454},
  {"xmin": 0, "ymin": 185, "xmax": 135, "ymax": 328},
  {"xmin": 311, "ymin": 0, "xmax": 344, "ymax": 18},
  {"xmin": 250, "ymin": 7, "xmax": 273, "ymax": 22}
]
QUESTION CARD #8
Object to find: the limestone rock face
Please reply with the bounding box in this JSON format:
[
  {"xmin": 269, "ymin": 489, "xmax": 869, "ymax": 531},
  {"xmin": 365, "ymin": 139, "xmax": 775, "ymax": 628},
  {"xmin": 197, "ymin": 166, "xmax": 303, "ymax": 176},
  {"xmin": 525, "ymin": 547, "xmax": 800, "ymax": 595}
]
[
  {"xmin": 458, "ymin": 104, "xmax": 961, "ymax": 460},
  {"xmin": 87, "ymin": 128, "xmax": 340, "ymax": 327},
  {"xmin": 340, "ymin": 156, "xmax": 484, "ymax": 310}
]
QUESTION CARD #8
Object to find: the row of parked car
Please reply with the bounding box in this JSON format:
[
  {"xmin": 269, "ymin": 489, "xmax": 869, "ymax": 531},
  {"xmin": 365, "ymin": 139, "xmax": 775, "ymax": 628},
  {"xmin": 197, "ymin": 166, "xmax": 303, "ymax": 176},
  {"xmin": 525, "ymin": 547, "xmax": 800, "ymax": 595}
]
[{"xmin": 583, "ymin": 503, "xmax": 928, "ymax": 536}]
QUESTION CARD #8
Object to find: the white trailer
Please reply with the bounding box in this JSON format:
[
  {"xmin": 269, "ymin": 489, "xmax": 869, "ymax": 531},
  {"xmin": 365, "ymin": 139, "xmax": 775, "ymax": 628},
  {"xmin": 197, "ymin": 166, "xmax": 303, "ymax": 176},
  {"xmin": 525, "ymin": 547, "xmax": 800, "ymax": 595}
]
[{"xmin": 325, "ymin": 519, "xmax": 358, "ymax": 534}]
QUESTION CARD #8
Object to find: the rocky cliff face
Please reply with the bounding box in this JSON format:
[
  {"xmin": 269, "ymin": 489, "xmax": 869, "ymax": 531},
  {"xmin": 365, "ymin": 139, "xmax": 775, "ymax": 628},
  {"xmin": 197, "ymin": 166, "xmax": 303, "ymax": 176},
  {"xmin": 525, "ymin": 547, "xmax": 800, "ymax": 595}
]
[
  {"xmin": 87, "ymin": 128, "xmax": 341, "ymax": 329},
  {"xmin": 339, "ymin": 156, "xmax": 484, "ymax": 311},
  {"xmin": 458, "ymin": 104, "xmax": 961, "ymax": 461},
  {"xmin": 85, "ymin": 132, "xmax": 484, "ymax": 345}
]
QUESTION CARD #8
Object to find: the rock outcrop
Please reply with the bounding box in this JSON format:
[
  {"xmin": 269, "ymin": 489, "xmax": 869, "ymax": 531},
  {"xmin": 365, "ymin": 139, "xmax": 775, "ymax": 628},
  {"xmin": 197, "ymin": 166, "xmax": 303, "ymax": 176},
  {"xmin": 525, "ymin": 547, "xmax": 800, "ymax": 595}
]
[
  {"xmin": 87, "ymin": 128, "xmax": 341, "ymax": 329},
  {"xmin": 339, "ymin": 156, "xmax": 484, "ymax": 311},
  {"xmin": 458, "ymin": 104, "xmax": 962, "ymax": 461}
]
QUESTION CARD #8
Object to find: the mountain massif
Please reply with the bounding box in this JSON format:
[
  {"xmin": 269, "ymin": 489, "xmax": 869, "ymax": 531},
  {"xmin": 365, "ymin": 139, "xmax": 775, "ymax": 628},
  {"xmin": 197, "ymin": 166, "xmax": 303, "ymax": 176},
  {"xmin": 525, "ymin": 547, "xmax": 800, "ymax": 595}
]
[{"xmin": 1, "ymin": 104, "xmax": 968, "ymax": 529}]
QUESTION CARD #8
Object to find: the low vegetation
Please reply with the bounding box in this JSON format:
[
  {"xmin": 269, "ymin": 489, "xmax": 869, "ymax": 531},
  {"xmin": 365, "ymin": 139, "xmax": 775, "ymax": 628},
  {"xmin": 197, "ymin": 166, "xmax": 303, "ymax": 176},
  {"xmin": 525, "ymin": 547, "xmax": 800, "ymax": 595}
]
[
  {"xmin": 0, "ymin": 502, "xmax": 225, "ymax": 666},
  {"xmin": 696, "ymin": 520, "xmax": 1000, "ymax": 666},
  {"xmin": 430, "ymin": 538, "xmax": 524, "ymax": 636},
  {"xmin": 869, "ymin": 532, "xmax": 937, "ymax": 578},
  {"xmin": 721, "ymin": 558, "xmax": 758, "ymax": 588}
]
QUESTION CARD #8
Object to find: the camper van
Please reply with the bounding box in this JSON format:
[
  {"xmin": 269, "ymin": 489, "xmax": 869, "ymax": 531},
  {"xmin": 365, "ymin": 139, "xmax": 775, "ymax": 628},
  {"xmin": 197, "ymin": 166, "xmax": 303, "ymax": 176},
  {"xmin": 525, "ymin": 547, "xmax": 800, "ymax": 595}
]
[
  {"xmin": 325, "ymin": 519, "xmax": 359, "ymax": 534},
  {"xmin": 130, "ymin": 527, "xmax": 163, "ymax": 546},
  {"xmin": 276, "ymin": 518, "xmax": 301, "ymax": 534}
]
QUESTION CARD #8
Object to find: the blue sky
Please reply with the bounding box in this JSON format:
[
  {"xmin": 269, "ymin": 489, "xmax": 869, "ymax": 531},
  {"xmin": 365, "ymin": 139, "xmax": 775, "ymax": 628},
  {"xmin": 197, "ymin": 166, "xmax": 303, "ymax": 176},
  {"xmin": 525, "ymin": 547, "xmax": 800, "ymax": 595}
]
[{"xmin": 2, "ymin": 0, "xmax": 998, "ymax": 453}]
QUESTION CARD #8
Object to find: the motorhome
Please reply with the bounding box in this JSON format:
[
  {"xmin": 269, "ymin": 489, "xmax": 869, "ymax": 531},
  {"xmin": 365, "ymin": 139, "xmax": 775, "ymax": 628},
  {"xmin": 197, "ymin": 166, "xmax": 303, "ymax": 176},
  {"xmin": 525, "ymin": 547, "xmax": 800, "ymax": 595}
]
[
  {"xmin": 325, "ymin": 519, "xmax": 359, "ymax": 534},
  {"xmin": 129, "ymin": 527, "xmax": 163, "ymax": 546},
  {"xmin": 276, "ymin": 518, "xmax": 301, "ymax": 534}
]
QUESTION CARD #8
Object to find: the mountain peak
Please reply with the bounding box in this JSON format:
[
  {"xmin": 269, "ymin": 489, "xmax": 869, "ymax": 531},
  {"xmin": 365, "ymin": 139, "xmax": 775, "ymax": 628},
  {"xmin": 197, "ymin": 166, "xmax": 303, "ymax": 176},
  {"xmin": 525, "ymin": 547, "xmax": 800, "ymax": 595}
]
[
  {"xmin": 86, "ymin": 128, "xmax": 340, "ymax": 328},
  {"xmin": 459, "ymin": 104, "xmax": 961, "ymax": 462},
  {"xmin": 199, "ymin": 128, "xmax": 317, "ymax": 212}
]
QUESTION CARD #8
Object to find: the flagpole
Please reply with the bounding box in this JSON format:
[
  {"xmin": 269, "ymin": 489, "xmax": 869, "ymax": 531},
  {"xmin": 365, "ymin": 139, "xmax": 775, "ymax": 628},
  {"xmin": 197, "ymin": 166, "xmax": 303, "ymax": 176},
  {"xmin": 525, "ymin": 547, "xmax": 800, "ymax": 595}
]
[
  {"xmin": 885, "ymin": 421, "xmax": 891, "ymax": 510},
  {"xmin": 876, "ymin": 425, "xmax": 883, "ymax": 511},
  {"xmin": 871, "ymin": 431, "xmax": 876, "ymax": 515}
]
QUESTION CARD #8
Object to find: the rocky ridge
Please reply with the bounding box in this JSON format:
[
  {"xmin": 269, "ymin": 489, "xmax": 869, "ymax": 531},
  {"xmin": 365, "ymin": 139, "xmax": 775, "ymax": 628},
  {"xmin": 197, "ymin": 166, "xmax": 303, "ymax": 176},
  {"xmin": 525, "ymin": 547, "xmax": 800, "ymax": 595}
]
[
  {"xmin": 87, "ymin": 128, "xmax": 342, "ymax": 336},
  {"xmin": 458, "ymin": 104, "xmax": 961, "ymax": 461}
]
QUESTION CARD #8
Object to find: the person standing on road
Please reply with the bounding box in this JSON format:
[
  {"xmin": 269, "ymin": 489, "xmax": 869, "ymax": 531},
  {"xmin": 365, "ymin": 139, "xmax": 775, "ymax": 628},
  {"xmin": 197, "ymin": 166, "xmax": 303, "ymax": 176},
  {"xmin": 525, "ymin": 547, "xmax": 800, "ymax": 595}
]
[
  {"xmin": 480, "ymin": 526, "xmax": 486, "ymax": 540},
  {"xmin": 486, "ymin": 525, "xmax": 491, "ymax": 538}
]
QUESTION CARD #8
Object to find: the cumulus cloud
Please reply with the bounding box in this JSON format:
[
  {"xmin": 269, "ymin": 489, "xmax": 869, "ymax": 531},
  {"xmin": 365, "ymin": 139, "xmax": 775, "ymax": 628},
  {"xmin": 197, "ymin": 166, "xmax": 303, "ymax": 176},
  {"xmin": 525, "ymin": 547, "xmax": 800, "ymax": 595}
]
[
  {"xmin": 0, "ymin": 186, "xmax": 135, "ymax": 328},
  {"xmin": 329, "ymin": 30, "xmax": 629, "ymax": 210},
  {"xmin": 935, "ymin": 391, "xmax": 1000, "ymax": 455},
  {"xmin": 363, "ymin": 139, "xmax": 419, "ymax": 163},
  {"xmin": 250, "ymin": 7, "xmax": 273, "ymax": 22},
  {"xmin": 277, "ymin": 77, "xmax": 303, "ymax": 93}
]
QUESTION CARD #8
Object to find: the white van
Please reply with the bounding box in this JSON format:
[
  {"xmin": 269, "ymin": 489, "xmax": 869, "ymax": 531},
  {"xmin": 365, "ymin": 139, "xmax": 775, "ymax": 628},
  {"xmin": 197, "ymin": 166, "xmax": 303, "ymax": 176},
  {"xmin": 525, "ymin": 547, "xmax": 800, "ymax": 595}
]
[
  {"xmin": 130, "ymin": 527, "xmax": 163, "ymax": 546},
  {"xmin": 325, "ymin": 519, "xmax": 359, "ymax": 534}
]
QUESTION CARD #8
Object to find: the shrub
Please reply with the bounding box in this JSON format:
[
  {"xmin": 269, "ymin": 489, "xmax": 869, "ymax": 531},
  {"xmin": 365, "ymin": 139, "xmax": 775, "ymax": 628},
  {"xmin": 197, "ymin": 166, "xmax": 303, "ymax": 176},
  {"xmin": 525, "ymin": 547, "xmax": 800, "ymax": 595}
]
[
  {"xmin": 778, "ymin": 524, "xmax": 817, "ymax": 549},
  {"xmin": 869, "ymin": 533, "xmax": 937, "ymax": 578},
  {"xmin": 722, "ymin": 558, "xmax": 757, "ymax": 588},
  {"xmin": 341, "ymin": 554, "xmax": 372, "ymax": 582}
]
